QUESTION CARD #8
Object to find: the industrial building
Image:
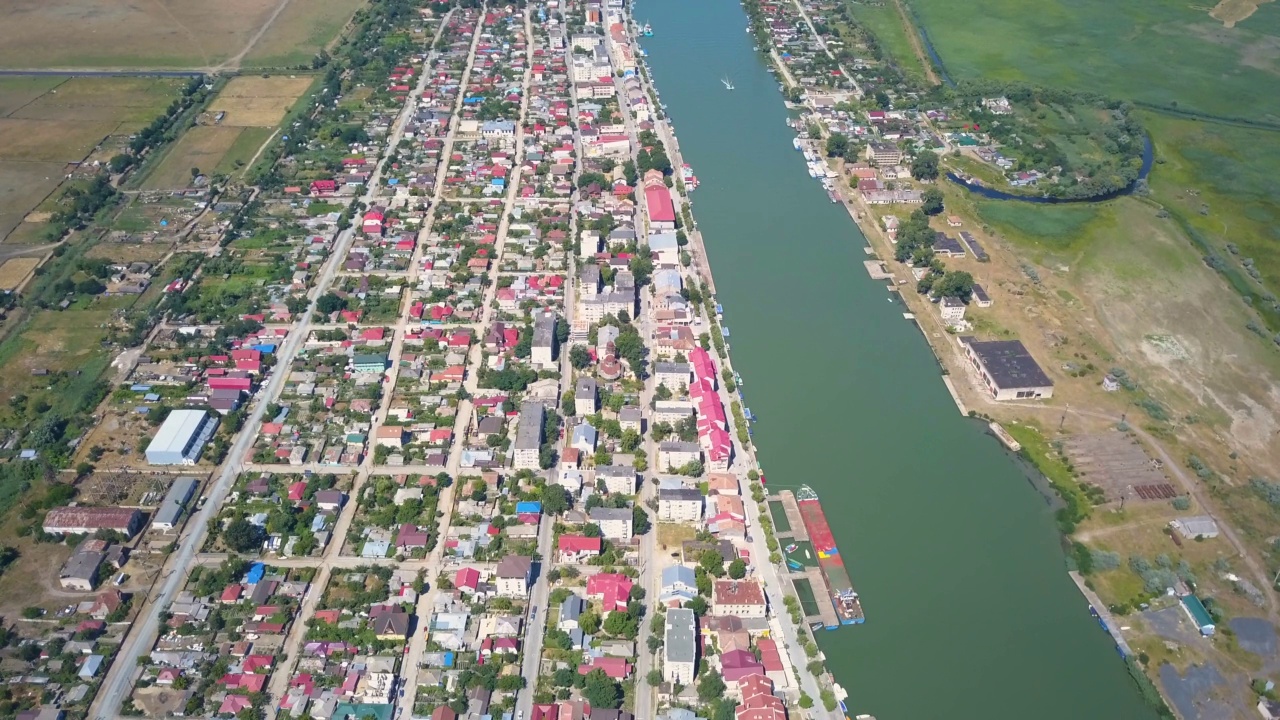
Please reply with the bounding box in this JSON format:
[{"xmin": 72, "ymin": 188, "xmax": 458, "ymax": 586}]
[
  {"xmin": 145, "ymin": 409, "xmax": 219, "ymax": 465},
  {"xmin": 44, "ymin": 507, "xmax": 144, "ymax": 538},
  {"xmin": 151, "ymin": 476, "xmax": 201, "ymax": 531},
  {"xmin": 958, "ymin": 337, "xmax": 1054, "ymax": 401}
]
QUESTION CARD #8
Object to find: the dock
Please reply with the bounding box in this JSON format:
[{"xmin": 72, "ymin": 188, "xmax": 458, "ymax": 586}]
[
  {"xmin": 863, "ymin": 259, "xmax": 894, "ymax": 280},
  {"xmin": 775, "ymin": 490, "xmax": 809, "ymax": 542},
  {"xmin": 1069, "ymin": 571, "xmax": 1133, "ymax": 657},
  {"xmin": 799, "ymin": 567, "xmax": 841, "ymax": 629}
]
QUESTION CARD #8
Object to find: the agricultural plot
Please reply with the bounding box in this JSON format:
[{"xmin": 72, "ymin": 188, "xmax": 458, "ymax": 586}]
[
  {"xmin": 241, "ymin": 0, "xmax": 368, "ymax": 68},
  {"xmin": 143, "ymin": 76, "xmax": 311, "ymax": 189},
  {"xmin": 0, "ymin": 0, "xmax": 281, "ymax": 68},
  {"xmin": 0, "ymin": 77, "xmax": 182, "ymax": 243},
  {"xmin": 0, "ymin": 257, "xmax": 39, "ymax": 292}
]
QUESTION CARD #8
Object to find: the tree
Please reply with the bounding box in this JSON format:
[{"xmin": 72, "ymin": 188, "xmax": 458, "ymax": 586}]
[
  {"xmin": 603, "ymin": 610, "xmax": 638, "ymax": 638},
  {"xmin": 921, "ymin": 187, "xmax": 944, "ymax": 215},
  {"xmin": 633, "ymin": 505, "xmax": 651, "ymax": 535},
  {"xmin": 579, "ymin": 609, "xmax": 601, "ymax": 635},
  {"xmin": 316, "ymin": 292, "xmax": 346, "ymax": 314},
  {"xmin": 570, "ymin": 345, "xmax": 592, "ymax": 369},
  {"xmin": 698, "ymin": 669, "xmax": 726, "ymax": 702},
  {"xmin": 727, "ymin": 558, "xmax": 747, "ymax": 580},
  {"xmin": 620, "ymin": 429, "xmax": 641, "ymax": 453},
  {"xmin": 911, "ymin": 150, "xmax": 939, "ymax": 180},
  {"xmin": 699, "ymin": 549, "xmax": 725, "ymax": 577},
  {"xmin": 825, "ymin": 133, "xmax": 849, "ymax": 158},
  {"xmin": 582, "ymin": 668, "xmax": 622, "ymax": 709},
  {"xmin": 932, "ymin": 270, "xmax": 974, "ymax": 301},
  {"xmin": 647, "ymin": 669, "xmax": 663, "ymax": 686},
  {"xmin": 76, "ymin": 278, "xmax": 105, "ymax": 295},
  {"xmin": 222, "ymin": 517, "xmax": 266, "ymax": 553},
  {"xmin": 541, "ymin": 485, "xmax": 570, "ymax": 516},
  {"xmin": 561, "ymin": 391, "xmax": 576, "ymax": 417}
]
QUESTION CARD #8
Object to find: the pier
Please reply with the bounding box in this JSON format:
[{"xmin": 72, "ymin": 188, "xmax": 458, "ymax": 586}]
[
  {"xmin": 776, "ymin": 490, "xmax": 810, "ymax": 542},
  {"xmin": 799, "ymin": 567, "xmax": 841, "ymax": 629},
  {"xmin": 1069, "ymin": 571, "xmax": 1134, "ymax": 657}
]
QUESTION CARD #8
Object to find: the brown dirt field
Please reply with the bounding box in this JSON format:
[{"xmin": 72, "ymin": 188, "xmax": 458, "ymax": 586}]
[
  {"xmin": 0, "ymin": 258, "xmax": 40, "ymax": 291},
  {"xmin": 0, "ymin": 538, "xmax": 77, "ymax": 618},
  {"xmin": 1210, "ymin": 0, "xmax": 1273, "ymax": 26},
  {"xmin": 0, "ymin": 162, "xmax": 63, "ymax": 241},
  {"xmin": 84, "ymin": 241, "xmax": 172, "ymax": 264},
  {"xmin": 12, "ymin": 77, "xmax": 186, "ymax": 128},
  {"xmin": 0, "ymin": 0, "xmax": 281, "ymax": 69},
  {"xmin": 142, "ymin": 126, "xmax": 245, "ymax": 189},
  {"xmin": 210, "ymin": 75, "xmax": 315, "ymax": 127}
]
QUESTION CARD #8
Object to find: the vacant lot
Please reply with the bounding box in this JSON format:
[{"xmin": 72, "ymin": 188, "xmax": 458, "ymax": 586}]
[
  {"xmin": 0, "ymin": 77, "xmax": 182, "ymax": 243},
  {"xmin": 242, "ymin": 0, "xmax": 367, "ymax": 68},
  {"xmin": 0, "ymin": 0, "xmax": 280, "ymax": 68},
  {"xmin": 210, "ymin": 75, "xmax": 316, "ymax": 126},
  {"xmin": 143, "ymin": 126, "xmax": 246, "ymax": 189}
]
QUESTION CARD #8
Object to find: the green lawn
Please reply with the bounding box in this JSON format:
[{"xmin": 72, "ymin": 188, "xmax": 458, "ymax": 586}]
[
  {"xmin": 973, "ymin": 200, "xmax": 1104, "ymax": 254},
  {"xmin": 215, "ymin": 126, "xmax": 273, "ymax": 177},
  {"xmin": 839, "ymin": 6, "xmax": 928, "ymax": 83}
]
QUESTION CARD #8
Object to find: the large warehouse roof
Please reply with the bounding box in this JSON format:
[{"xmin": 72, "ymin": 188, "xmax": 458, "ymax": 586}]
[{"xmin": 148, "ymin": 409, "xmax": 208, "ymax": 454}]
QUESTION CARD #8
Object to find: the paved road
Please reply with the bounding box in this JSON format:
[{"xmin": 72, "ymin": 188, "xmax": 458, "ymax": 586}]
[{"xmin": 90, "ymin": 10, "xmax": 458, "ymax": 718}]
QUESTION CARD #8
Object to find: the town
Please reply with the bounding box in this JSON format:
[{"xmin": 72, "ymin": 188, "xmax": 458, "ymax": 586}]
[{"xmin": 0, "ymin": 1, "xmax": 866, "ymax": 720}]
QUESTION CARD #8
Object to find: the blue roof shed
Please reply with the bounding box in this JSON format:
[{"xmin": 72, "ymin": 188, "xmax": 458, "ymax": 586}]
[
  {"xmin": 245, "ymin": 562, "xmax": 266, "ymax": 585},
  {"xmin": 515, "ymin": 501, "xmax": 542, "ymax": 514}
]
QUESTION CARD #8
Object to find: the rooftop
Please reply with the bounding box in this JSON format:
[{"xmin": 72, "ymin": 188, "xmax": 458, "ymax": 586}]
[{"xmin": 961, "ymin": 338, "xmax": 1053, "ymax": 390}]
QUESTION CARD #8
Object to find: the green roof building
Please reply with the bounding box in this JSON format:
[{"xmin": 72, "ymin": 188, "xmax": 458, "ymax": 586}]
[
  {"xmin": 353, "ymin": 353, "xmax": 388, "ymax": 374},
  {"xmin": 1181, "ymin": 595, "xmax": 1216, "ymax": 636}
]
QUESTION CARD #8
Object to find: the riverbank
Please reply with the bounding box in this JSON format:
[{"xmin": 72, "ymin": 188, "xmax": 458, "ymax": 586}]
[{"xmin": 635, "ymin": 0, "xmax": 1163, "ymax": 717}]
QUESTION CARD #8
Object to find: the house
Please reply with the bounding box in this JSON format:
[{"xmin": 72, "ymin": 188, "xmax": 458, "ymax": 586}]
[
  {"xmin": 496, "ymin": 555, "xmax": 534, "ymax": 597},
  {"xmin": 375, "ymin": 426, "xmax": 406, "ymax": 448},
  {"xmin": 619, "ymin": 406, "xmax": 643, "ymax": 433},
  {"xmin": 713, "ymin": 579, "xmax": 767, "ymax": 619},
  {"xmin": 658, "ymin": 487, "xmax": 703, "ymax": 522},
  {"xmin": 658, "ymin": 441, "xmax": 701, "ymax": 471},
  {"xmin": 659, "ymin": 564, "xmax": 698, "ymax": 606},
  {"xmin": 455, "ymin": 567, "xmax": 480, "ymax": 594},
  {"xmin": 558, "ymin": 534, "xmax": 602, "ymax": 562},
  {"xmin": 589, "ymin": 507, "xmax": 633, "ymax": 541},
  {"xmin": 734, "ymin": 673, "xmax": 785, "ymax": 720},
  {"xmin": 89, "ymin": 589, "xmax": 126, "ymax": 620},
  {"xmin": 578, "ymin": 655, "xmax": 631, "ymax": 680},
  {"xmin": 958, "ymin": 337, "xmax": 1054, "ymax": 400},
  {"xmin": 559, "ymin": 594, "xmax": 586, "ymax": 631},
  {"xmin": 60, "ymin": 550, "xmax": 104, "ymax": 591},
  {"xmin": 972, "ymin": 283, "xmax": 992, "ymax": 307},
  {"xmin": 663, "ymin": 608, "xmax": 697, "ymax": 684},
  {"xmin": 587, "ymin": 573, "xmax": 634, "ymax": 613},
  {"xmin": 575, "ymin": 376, "xmax": 598, "ymax": 415},
  {"xmin": 939, "ymin": 296, "xmax": 966, "ymax": 325},
  {"xmin": 315, "ymin": 490, "xmax": 345, "ymax": 512},
  {"xmin": 571, "ymin": 422, "xmax": 598, "ymax": 454},
  {"xmin": 373, "ymin": 610, "xmax": 410, "ymax": 640}
]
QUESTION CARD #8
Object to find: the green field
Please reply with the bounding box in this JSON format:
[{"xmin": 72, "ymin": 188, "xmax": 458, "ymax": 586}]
[
  {"xmin": 842, "ymin": 3, "xmax": 928, "ymax": 83},
  {"xmin": 910, "ymin": 0, "xmax": 1280, "ymax": 121}
]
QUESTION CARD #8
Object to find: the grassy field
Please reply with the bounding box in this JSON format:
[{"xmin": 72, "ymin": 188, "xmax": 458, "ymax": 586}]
[
  {"xmin": 143, "ymin": 126, "xmax": 247, "ymax": 189},
  {"xmin": 910, "ymin": 0, "xmax": 1280, "ymax": 121},
  {"xmin": 215, "ymin": 126, "xmax": 274, "ymax": 176},
  {"xmin": 242, "ymin": 0, "xmax": 367, "ymax": 68},
  {"xmin": 841, "ymin": 3, "xmax": 929, "ymax": 83},
  {"xmin": 0, "ymin": 77, "xmax": 183, "ymax": 244}
]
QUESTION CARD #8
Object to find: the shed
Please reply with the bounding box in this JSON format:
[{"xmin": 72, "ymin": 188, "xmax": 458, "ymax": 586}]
[{"xmin": 1181, "ymin": 595, "xmax": 1216, "ymax": 636}]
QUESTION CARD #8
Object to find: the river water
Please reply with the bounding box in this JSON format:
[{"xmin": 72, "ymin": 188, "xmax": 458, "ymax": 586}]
[{"xmin": 636, "ymin": 0, "xmax": 1159, "ymax": 717}]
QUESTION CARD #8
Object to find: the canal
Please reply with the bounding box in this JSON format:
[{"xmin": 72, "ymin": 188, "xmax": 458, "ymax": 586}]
[{"xmin": 635, "ymin": 1, "xmax": 1159, "ymax": 718}]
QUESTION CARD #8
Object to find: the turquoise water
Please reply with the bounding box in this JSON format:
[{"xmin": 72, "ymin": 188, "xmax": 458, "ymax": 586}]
[{"xmin": 636, "ymin": 0, "xmax": 1159, "ymax": 717}]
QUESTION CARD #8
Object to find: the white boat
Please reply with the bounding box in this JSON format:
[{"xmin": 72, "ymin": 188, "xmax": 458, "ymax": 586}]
[{"xmin": 721, "ymin": 76, "xmax": 735, "ymax": 91}]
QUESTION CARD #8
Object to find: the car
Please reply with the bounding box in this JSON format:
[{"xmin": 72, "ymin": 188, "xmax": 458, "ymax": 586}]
[{"xmin": 530, "ymin": 606, "xmax": 538, "ymax": 619}]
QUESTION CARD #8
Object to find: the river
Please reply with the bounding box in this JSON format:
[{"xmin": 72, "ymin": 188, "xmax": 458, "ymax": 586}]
[{"xmin": 635, "ymin": 0, "xmax": 1159, "ymax": 718}]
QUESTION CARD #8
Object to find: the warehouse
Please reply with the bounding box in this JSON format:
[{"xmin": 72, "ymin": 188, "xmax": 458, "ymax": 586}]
[
  {"xmin": 958, "ymin": 337, "xmax": 1054, "ymax": 401},
  {"xmin": 44, "ymin": 507, "xmax": 144, "ymax": 538},
  {"xmin": 145, "ymin": 409, "xmax": 219, "ymax": 465},
  {"xmin": 151, "ymin": 476, "xmax": 201, "ymax": 531}
]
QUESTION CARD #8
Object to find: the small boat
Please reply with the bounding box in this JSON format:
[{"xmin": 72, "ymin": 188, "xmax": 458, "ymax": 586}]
[
  {"xmin": 785, "ymin": 544, "xmax": 798, "ymax": 553},
  {"xmin": 721, "ymin": 76, "xmax": 735, "ymax": 91},
  {"xmin": 642, "ymin": 22, "xmax": 653, "ymax": 36}
]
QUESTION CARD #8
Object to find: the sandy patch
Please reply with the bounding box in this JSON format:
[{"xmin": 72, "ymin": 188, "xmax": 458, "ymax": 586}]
[{"xmin": 1210, "ymin": 0, "xmax": 1274, "ymax": 27}]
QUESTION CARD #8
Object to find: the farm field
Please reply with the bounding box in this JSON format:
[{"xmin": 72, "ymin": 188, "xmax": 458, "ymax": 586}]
[
  {"xmin": 241, "ymin": 0, "xmax": 368, "ymax": 68},
  {"xmin": 0, "ymin": 77, "xmax": 183, "ymax": 243},
  {"xmin": 0, "ymin": 0, "xmax": 280, "ymax": 68},
  {"xmin": 0, "ymin": 257, "xmax": 40, "ymax": 292},
  {"xmin": 909, "ymin": 0, "xmax": 1280, "ymax": 121},
  {"xmin": 141, "ymin": 76, "xmax": 311, "ymax": 189}
]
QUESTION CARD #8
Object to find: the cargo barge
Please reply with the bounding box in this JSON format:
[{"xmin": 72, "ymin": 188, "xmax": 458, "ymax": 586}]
[{"xmin": 796, "ymin": 485, "xmax": 865, "ymax": 624}]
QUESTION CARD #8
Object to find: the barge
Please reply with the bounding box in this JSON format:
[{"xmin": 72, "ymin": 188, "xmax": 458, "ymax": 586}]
[{"xmin": 796, "ymin": 485, "xmax": 865, "ymax": 624}]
